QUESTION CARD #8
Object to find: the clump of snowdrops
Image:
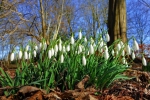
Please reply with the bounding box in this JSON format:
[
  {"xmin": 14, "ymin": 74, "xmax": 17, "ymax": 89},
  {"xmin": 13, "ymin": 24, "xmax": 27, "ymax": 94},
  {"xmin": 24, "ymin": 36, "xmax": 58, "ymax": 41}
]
[{"xmin": 0, "ymin": 31, "xmax": 147, "ymax": 96}]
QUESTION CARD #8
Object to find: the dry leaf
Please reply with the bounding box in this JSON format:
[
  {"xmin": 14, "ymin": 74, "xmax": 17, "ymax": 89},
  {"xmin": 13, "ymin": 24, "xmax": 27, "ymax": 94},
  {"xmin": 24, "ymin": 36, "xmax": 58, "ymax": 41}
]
[{"xmin": 76, "ymin": 75, "xmax": 90, "ymax": 89}]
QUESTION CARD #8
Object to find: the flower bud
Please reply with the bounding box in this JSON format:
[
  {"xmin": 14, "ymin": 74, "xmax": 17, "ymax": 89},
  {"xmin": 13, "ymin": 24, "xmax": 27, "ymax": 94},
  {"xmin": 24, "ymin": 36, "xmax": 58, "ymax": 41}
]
[
  {"xmin": 82, "ymin": 55, "xmax": 86, "ymax": 66},
  {"xmin": 142, "ymin": 56, "xmax": 147, "ymax": 66},
  {"xmin": 43, "ymin": 42, "xmax": 47, "ymax": 50},
  {"xmin": 111, "ymin": 49, "xmax": 115, "ymax": 56},
  {"xmin": 90, "ymin": 44, "xmax": 94, "ymax": 54},
  {"xmin": 10, "ymin": 52, "xmax": 15, "ymax": 61},
  {"xmin": 105, "ymin": 33, "xmax": 110, "ymax": 42},
  {"xmin": 28, "ymin": 52, "xmax": 31, "ymax": 59},
  {"xmin": 133, "ymin": 39, "xmax": 139, "ymax": 51},
  {"xmin": 26, "ymin": 45, "xmax": 29, "ymax": 51},
  {"xmin": 60, "ymin": 54, "xmax": 64, "ymax": 63},
  {"xmin": 71, "ymin": 35, "xmax": 75, "ymax": 45},
  {"xmin": 33, "ymin": 50, "xmax": 36, "ymax": 57},
  {"xmin": 78, "ymin": 31, "xmax": 82, "ymax": 39},
  {"xmin": 54, "ymin": 44, "xmax": 58, "ymax": 53},
  {"xmin": 59, "ymin": 41, "xmax": 62, "ymax": 51},
  {"xmin": 24, "ymin": 51, "xmax": 28, "ymax": 60},
  {"xmin": 48, "ymin": 49, "xmax": 51, "ymax": 59},
  {"xmin": 126, "ymin": 44, "xmax": 131, "ymax": 55},
  {"xmin": 132, "ymin": 51, "xmax": 135, "ymax": 60},
  {"xmin": 104, "ymin": 50, "xmax": 109, "ymax": 60},
  {"xmin": 84, "ymin": 37, "xmax": 87, "ymax": 43},
  {"xmin": 18, "ymin": 50, "xmax": 22, "ymax": 59},
  {"xmin": 34, "ymin": 45, "xmax": 38, "ymax": 51},
  {"xmin": 122, "ymin": 50, "xmax": 125, "ymax": 56},
  {"xmin": 66, "ymin": 45, "xmax": 70, "ymax": 52}
]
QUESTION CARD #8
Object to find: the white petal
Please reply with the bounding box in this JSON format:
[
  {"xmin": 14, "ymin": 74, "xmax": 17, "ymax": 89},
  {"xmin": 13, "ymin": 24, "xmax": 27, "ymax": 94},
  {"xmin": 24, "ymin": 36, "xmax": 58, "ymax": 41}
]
[
  {"xmin": 142, "ymin": 57, "xmax": 147, "ymax": 66},
  {"xmin": 10, "ymin": 53, "xmax": 14, "ymax": 61}
]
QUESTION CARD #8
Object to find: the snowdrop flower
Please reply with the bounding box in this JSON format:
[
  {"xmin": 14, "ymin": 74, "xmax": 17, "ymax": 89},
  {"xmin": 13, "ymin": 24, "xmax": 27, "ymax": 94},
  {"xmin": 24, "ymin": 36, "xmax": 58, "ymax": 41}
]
[
  {"xmin": 90, "ymin": 44, "xmax": 94, "ymax": 54},
  {"xmin": 51, "ymin": 48, "xmax": 54, "ymax": 56},
  {"xmin": 82, "ymin": 55, "xmax": 86, "ymax": 66},
  {"xmin": 117, "ymin": 43, "xmax": 121, "ymax": 51},
  {"xmin": 104, "ymin": 49, "xmax": 109, "ymax": 60},
  {"xmin": 63, "ymin": 45, "xmax": 66, "ymax": 53},
  {"xmin": 142, "ymin": 56, "xmax": 147, "ymax": 66},
  {"xmin": 66, "ymin": 45, "xmax": 70, "ymax": 52},
  {"xmin": 28, "ymin": 52, "xmax": 31, "ymax": 59},
  {"xmin": 34, "ymin": 45, "xmax": 38, "ymax": 51},
  {"xmin": 84, "ymin": 37, "xmax": 87, "ymax": 43},
  {"xmin": 119, "ymin": 41, "xmax": 124, "ymax": 48},
  {"xmin": 122, "ymin": 57, "xmax": 126, "ymax": 64},
  {"xmin": 78, "ymin": 31, "xmax": 82, "ymax": 39},
  {"xmin": 104, "ymin": 45, "xmax": 108, "ymax": 52},
  {"xmin": 60, "ymin": 54, "xmax": 64, "ymax": 63},
  {"xmin": 105, "ymin": 33, "xmax": 110, "ymax": 42},
  {"xmin": 126, "ymin": 44, "xmax": 131, "ymax": 55},
  {"xmin": 71, "ymin": 35, "xmax": 75, "ymax": 45},
  {"xmin": 111, "ymin": 49, "xmax": 115, "ymax": 56},
  {"xmin": 122, "ymin": 50, "xmax": 125, "ymax": 56},
  {"xmin": 18, "ymin": 50, "xmax": 23, "ymax": 59},
  {"xmin": 48, "ymin": 49, "xmax": 52, "ymax": 59},
  {"xmin": 26, "ymin": 45, "xmax": 29, "ymax": 51},
  {"xmin": 133, "ymin": 39, "xmax": 139, "ymax": 51},
  {"xmin": 39, "ymin": 42, "xmax": 42, "ymax": 50},
  {"xmin": 59, "ymin": 40, "xmax": 62, "ymax": 51},
  {"xmin": 90, "ymin": 38, "xmax": 94, "ymax": 44},
  {"xmin": 24, "ymin": 51, "xmax": 28, "ymax": 60},
  {"xmin": 43, "ymin": 42, "xmax": 47, "ymax": 50},
  {"xmin": 10, "ymin": 52, "xmax": 15, "ymax": 61},
  {"xmin": 33, "ymin": 50, "xmax": 36, "ymax": 57},
  {"xmin": 54, "ymin": 44, "xmax": 58, "ymax": 53},
  {"xmin": 131, "ymin": 51, "xmax": 135, "ymax": 60},
  {"xmin": 78, "ymin": 44, "xmax": 82, "ymax": 54}
]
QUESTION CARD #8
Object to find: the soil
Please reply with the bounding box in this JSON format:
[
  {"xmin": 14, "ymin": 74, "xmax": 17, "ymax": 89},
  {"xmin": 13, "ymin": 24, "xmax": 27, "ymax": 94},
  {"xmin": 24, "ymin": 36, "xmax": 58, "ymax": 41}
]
[{"xmin": 0, "ymin": 62, "xmax": 150, "ymax": 100}]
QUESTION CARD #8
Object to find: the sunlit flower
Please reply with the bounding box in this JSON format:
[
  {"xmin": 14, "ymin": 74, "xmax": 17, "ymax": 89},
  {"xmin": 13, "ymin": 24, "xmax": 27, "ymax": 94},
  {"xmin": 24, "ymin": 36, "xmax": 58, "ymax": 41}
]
[
  {"xmin": 105, "ymin": 33, "xmax": 110, "ymax": 42},
  {"xmin": 90, "ymin": 44, "xmax": 94, "ymax": 54},
  {"xmin": 117, "ymin": 43, "xmax": 121, "ymax": 51},
  {"xmin": 122, "ymin": 50, "xmax": 125, "ymax": 56},
  {"xmin": 10, "ymin": 52, "xmax": 14, "ymax": 61},
  {"xmin": 78, "ymin": 31, "xmax": 82, "ymax": 39},
  {"xmin": 142, "ymin": 56, "xmax": 147, "ymax": 66},
  {"xmin": 18, "ymin": 50, "xmax": 22, "ymax": 59},
  {"xmin": 33, "ymin": 50, "xmax": 36, "ymax": 57},
  {"xmin": 71, "ymin": 35, "xmax": 75, "ymax": 45},
  {"xmin": 60, "ymin": 54, "xmax": 64, "ymax": 63},
  {"xmin": 133, "ymin": 39, "xmax": 139, "ymax": 51},
  {"xmin": 24, "ymin": 51, "xmax": 28, "ymax": 60},
  {"xmin": 131, "ymin": 51, "xmax": 135, "ymax": 60},
  {"xmin": 82, "ymin": 55, "xmax": 86, "ymax": 66},
  {"xmin": 126, "ymin": 44, "xmax": 131, "ymax": 55}
]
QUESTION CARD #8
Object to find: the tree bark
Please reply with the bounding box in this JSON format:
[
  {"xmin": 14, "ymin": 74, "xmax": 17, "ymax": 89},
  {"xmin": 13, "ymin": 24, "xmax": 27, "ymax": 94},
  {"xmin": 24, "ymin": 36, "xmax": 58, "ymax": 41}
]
[{"xmin": 108, "ymin": 0, "xmax": 127, "ymax": 46}]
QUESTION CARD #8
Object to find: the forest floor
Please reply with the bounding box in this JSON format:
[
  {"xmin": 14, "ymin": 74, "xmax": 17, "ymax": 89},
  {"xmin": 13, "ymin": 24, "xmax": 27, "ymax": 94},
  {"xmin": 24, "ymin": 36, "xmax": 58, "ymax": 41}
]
[{"xmin": 0, "ymin": 61, "xmax": 150, "ymax": 100}]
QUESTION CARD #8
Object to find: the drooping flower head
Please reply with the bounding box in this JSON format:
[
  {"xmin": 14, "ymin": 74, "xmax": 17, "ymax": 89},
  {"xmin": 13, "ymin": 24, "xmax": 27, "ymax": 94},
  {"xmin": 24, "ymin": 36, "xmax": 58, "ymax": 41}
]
[
  {"xmin": 82, "ymin": 55, "xmax": 86, "ymax": 66},
  {"xmin": 133, "ymin": 39, "xmax": 139, "ymax": 51},
  {"xmin": 142, "ymin": 56, "xmax": 147, "ymax": 66},
  {"xmin": 78, "ymin": 31, "xmax": 82, "ymax": 39}
]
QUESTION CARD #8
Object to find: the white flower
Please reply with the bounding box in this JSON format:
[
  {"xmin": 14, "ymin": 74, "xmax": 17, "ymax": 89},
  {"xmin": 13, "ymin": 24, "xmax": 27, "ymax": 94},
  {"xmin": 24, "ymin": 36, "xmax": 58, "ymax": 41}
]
[
  {"xmin": 126, "ymin": 44, "xmax": 131, "ymax": 55},
  {"xmin": 117, "ymin": 43, "xmax": 121, "ymax": 51},
  {"xmin": 78, "ymin": 44, "xmax": 82, "ymax": 54},
  {"xmin": 54, "ymin": 44, "xmax": 58, "ymax": 53},
  {"xmin": 122, "ymin": 50, "xmax": 125, "ymax": 56},
  {"xmin": 34, "ymin": 45, "xmax": 38, "ymax": 51},
  {"xmin": 33, "ymin": 50, "xmax": 36, "ymax": 57},
  {"xmin": 59, "ymin": 40, "xmax": 62, "ymax": 51},
  {"xmin": 60, "ymin": 54, "xmax": 64, "ymax": 63},
  {"xmin": 43, "ymin": 42, "xmax": 47, "ymax": 50},
  {"xmin": 119, "ymin": 41, "xmax": 124, "ymax": 48},
  {"xmin": 18, "ymin": 50, "xmax": 22, "ymax": 59},
  {"xmin": 39, "ymin": 42, "xmax": 42, "ymax": 50},
  {"xmin": 51, "ymin": 48, "xmax": 54, "ymax": 56},
  {"xmin": 78, "ymin": 31, "xmax": 82, "ymax": 39},
  {"xmin": 10, "ymin": 52, "xmax": 15, "ymax": 61},
  {"xmin": 104, "ymin": 50, "xmax": 109, "ymax": 60},
  {"xmin": 63, "ymin": 45, "xmax": 66, "ymax": 53},
  {"xmin": 105, "ymin": 33, "xmax": 110, "ymax": 42},
  {"xmin": 142, "ymin": 56, "xmax": 147, "ymax": 66},
  {"xmin": 71, "ymin": 35, "xmax": 75, "ymax": 45},
  {"xmin": 111, "ymin": 49, "xmax": 115, "ymax": 56},
  {"xmin": 48, "ymin": 49, "xmax": 51, "ymax": 59},
  {"xmin": 104, "ymin": 45, "xmax": 108, "ymax": 52},
  {"xmin": 132, "ymin": 51, "xmax": 135, "ymax": 60},
  {"xmin": 84, "ymin": 37, "xmax": 87, "ymax": 43},
  {"xmin": 26, "ymin": 45, "xmax": 29, "ymax": 51},
  {"xmin": 133, "ymin": 39, "xmax": 139, "ymax": 51},
  {"xmin": 122, "ymin": 57, "xmax": 126, "ymax": 64},
  {"xmin": 89, "ymin": 44, "xmax": 94, "ymax": 54},
  {"xmin": 28, "ymin": 52, "xmax": 31, "ymax": 59},
  {"xmin": 24, "ymin": 51, "xmax": 28, "ymax": 60},
  {"xmin": 82, "ymin": 55, "xmax": 86, "ymax": 66},
  {"xmin": 66, "ymin": 45, "xmax": 70, "ymax": 52}
]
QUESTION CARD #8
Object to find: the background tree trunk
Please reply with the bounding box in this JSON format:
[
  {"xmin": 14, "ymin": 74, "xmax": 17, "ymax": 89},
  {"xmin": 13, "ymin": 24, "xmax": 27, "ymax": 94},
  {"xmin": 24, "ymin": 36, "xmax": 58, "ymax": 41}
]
[{"xmin": 108, "ymin": 0, "xmax": 127, "ymax": 46}]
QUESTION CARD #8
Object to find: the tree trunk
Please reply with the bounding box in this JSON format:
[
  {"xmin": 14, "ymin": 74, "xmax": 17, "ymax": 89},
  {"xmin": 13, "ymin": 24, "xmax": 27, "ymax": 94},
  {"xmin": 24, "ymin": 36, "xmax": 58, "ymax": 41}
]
[{"xmin": 108, "ymin": 0, "xmax": 127, "ymax": 46}]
